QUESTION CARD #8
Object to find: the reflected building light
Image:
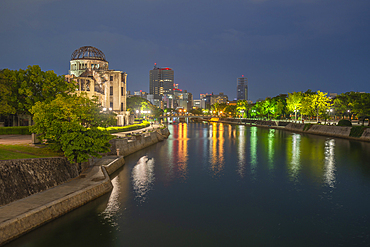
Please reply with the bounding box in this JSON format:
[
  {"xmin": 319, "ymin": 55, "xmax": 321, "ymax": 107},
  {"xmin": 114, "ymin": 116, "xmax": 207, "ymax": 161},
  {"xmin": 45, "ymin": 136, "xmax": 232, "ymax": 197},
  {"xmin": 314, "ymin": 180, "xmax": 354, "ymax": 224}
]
[
  {"xmin": 268, "ymin": 129, "xmax": 275, "ymax": 170},
  {"xmin": 219, "ymin": 123, "xmax": 225, "ymax": 166},
  {"xmin": 324, "ymin": 139, "xmax": 336, "ymax": 188},
  {"xmin": 131, "ymin": 156, "xmax": 155, "ymax": 203},
  {"xmin": 209, "ymin": 123, "xmax": 224, "ymax": 177},
  {"xmin": 177, "ymin": 123, "xmax": 188, "ymax": 180},
  {"xmin": 250, "ymin": 127, "xmax": 258, "ymax": 179},
  {"xmin": 237, "ymin": 125, "xmax": 246, "ymax": 178},
  {"xmin": 288, "ymin": 133, "xmax": 301, "ymax": 182}
]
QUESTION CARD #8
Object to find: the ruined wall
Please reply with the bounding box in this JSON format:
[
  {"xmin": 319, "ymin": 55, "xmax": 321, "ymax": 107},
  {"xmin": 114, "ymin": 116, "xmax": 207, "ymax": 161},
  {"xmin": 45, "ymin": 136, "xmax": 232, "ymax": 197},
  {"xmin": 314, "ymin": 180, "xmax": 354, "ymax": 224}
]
[{"xmin": 0, "ymin": 158, "xmax": 78, "ymax": 206}]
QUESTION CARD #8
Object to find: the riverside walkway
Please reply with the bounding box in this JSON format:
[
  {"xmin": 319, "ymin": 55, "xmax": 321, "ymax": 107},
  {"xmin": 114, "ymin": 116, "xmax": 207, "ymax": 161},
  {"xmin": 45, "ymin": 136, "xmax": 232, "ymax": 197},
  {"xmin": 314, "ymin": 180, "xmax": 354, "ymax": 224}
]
[{"xmin": 0, "ymin": 123, "xmax": 163, "ymax": 245}]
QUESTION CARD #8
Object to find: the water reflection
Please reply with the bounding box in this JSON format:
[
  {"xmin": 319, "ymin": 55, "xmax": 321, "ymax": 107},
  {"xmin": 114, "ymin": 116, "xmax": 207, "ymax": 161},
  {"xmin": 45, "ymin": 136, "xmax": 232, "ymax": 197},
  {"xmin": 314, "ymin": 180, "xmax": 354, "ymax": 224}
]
[
  {"xmin": 250, "ymin": 127, "xmax": 258, "ymax": 179},
  {"xmin": 131, "ymin": 156, "xmax": 155, "ymax": 203},
  {"xmin": 100, "ymin": 176, "xmax": 121, "ymax": 227},
  {"xmin": 237, "ymin": 125, "xmax": 246, "ymax": 178},
  {"xmin": 324, "ymin": 139, "xmax": 336, "ymax": 188},
  {"xmin": 209, "ymin": 123, "xmax": 225, "ymax": 177},
  {"xmin": 177, "ymin": 123, "xmax": 189, "ymax": 179},
  {"xmin": 287, "ymin": 133, "xmax": 301, "ymax": 182},
  {"xmin": 268, "ymin": 129, "xmax": 275, "ymax": 170}
]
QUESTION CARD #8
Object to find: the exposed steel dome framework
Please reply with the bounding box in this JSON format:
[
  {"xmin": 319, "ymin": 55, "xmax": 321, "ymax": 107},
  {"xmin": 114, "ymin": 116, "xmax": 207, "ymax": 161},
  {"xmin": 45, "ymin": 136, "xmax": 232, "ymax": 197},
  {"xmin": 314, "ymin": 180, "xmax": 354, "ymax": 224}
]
[{"xmin": 71, "ymin": 46, "xmax": 106, "ymax": 61}]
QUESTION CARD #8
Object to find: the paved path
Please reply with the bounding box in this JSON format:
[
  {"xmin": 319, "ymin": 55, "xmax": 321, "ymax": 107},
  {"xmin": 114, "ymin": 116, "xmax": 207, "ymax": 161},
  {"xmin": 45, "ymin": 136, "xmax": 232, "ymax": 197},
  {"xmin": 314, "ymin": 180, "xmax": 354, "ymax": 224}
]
[
  {"xmin": 0, "ymin": 156, "xmax": 119, "ymax": 245},
  {"xmin": 0, "ymin": 124, "xmax": 164, "ymax": 146},
  {"xmin": 0, "ymin": 124, "xmax": 164, "ymax": 244},
  {"xmin": 0, "ymin": 135, "xmax": 32, "ymax": 145}
]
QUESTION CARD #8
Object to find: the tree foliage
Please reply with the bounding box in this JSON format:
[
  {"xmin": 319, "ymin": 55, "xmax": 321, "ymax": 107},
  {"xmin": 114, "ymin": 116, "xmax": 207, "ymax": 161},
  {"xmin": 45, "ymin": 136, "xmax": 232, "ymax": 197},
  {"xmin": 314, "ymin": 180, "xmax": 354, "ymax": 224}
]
[
  {"xmin": 0, "ymin": 65, "xmax": 76, "ymax": 116},
  {"xmin": 286, "ymin": 92, "xmax": 304, "ymax": 121},
  {"xmin": 301, "ymin": 91, "xmax": 331, "ymax": 122},
  {"xmin": 127, "ymin": 96, "xmax": 163, "ymax": 118},
  {"xmin": 30, "ymin": 94, "xmax": 115, "ymax": 163}
]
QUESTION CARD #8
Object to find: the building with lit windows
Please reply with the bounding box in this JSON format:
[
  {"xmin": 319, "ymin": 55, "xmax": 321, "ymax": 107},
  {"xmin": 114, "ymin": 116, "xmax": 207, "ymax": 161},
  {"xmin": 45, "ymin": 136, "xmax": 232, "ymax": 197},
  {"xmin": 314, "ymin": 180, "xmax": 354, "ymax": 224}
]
[
  {"xmin": 149, "ymin": 64, "xmax": 174, "ymax": 107},
  {"xmin": 237, "ymin": 76, "xmax": 248, "ymax": 101},
  {"xmin": 65, "ymin": 46, "xmax": 131, "ymax": 126},
  {"xmin": 204, "ymin": 93, "xmax": 228, "ymax": 108}
]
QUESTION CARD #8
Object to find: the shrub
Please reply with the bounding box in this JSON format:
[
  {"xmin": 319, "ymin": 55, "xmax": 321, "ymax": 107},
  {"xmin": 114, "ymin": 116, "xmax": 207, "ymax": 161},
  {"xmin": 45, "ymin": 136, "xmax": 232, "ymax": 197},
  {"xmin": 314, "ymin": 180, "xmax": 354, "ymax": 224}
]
[
  {"xmin": 350, "ymin": 126, "xmax": 366, "ymax": 138},
  {"xmin": 303, "ymin": 124, "xmax": 312, "ymax": 131},
  {"xmin": 0, "ymin": 126, "xmax": 31, "ymax": 135},
  {"xmin": 338, "ymin": 119, "xmax": 352, "ymax": 126},
  {"xmin": 101, "ymin": 121, "xmax": 150, "ymax": 134}
]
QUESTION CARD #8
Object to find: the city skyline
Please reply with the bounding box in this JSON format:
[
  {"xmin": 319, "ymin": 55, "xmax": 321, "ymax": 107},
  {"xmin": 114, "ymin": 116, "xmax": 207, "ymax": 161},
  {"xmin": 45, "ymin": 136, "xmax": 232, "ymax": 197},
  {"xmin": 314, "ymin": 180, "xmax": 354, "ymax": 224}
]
[{"xmin": 1, "ymin": 0, "xmax": 369, "ymax": 102}]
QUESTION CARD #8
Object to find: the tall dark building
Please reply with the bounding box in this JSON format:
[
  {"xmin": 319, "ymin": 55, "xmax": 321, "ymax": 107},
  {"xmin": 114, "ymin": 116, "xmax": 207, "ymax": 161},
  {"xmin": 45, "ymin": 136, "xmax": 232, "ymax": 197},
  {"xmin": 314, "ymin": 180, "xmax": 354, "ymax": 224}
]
[
  {"xmin": 149, "ymin": 64, "xmax": 174, "ymax": 101},
  {"xmin": 237, "ymin": 76, "xmax": 248, "ymax": 100}
]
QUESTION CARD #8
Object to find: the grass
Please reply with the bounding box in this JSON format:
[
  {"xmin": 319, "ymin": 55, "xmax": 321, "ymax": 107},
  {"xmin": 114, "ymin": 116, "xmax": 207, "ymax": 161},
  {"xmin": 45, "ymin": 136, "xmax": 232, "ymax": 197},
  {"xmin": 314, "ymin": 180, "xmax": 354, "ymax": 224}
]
[{"xmin": 0, "ymin": 144, "xmax": 63, "ymax": 160}]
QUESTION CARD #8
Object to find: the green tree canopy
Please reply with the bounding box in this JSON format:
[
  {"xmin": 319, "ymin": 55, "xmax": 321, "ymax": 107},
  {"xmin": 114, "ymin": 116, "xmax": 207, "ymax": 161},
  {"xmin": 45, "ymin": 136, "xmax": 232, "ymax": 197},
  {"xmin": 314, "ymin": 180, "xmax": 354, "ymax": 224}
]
[
  {"xmin": 333, "ymin": 91, "xmax": 359, "ymax": 121},
  {"xmin": 127, "ymin": 96, "xmax": 163, "ymax": 118},
  {"xmin": 31, "ymin": 94, "xmax": 115, "ymax": 163},
  {"xmin": 351, "ymin": 93, "xmax": 370, "ymax": 125},
  {"xmin": 236, "ymin": 100, "xmax": 249, "ymax": 118},
  {"xmin": 286, "ymin": 92, "xmax": 304, "ymax": 121},
  {"xmin": 0, "ymin": 65, "xmax": 76, "ymax": 116},
  {"xmin": 301, "ymin": 90, "xmax": 332, "ymax": 122}
]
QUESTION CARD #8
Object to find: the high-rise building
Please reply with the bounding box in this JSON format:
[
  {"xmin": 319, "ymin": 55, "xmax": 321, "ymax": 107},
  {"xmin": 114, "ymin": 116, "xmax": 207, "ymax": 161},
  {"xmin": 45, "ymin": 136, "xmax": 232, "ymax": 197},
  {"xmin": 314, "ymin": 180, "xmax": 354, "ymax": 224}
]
[
  {"xmin": 237, "ymin": 76, "xmax": 248, "ymax": 101},
  {"xmin": 149, "ymin": 64, "xmax": 174, "ymax": 105}
]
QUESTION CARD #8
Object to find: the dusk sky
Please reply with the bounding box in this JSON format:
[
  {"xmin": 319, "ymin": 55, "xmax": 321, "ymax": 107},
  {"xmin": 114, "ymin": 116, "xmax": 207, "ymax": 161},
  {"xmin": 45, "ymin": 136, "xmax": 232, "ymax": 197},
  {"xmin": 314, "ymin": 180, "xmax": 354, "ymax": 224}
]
[{"xmin": 1, "ymin": 0, "xmax": 369, "ymax": 102}]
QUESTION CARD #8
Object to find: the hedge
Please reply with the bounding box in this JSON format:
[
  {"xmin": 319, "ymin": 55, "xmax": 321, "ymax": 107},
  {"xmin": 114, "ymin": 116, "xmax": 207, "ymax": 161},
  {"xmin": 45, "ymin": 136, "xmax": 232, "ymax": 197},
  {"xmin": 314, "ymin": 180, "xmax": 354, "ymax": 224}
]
[
  {"xmin": 338, "ymin": 119, "xmax": 352, "ymax": 126},
  {"xmin": 100, "ymin": 121, "xmax": 150, "ymax": 134},
  {"xmin": 0, "ymin": 126, "xmax": 31, "ymax": 135},
  {"xmin": 349, "ymin": 126, "xmax": 367, "ymax": 138}
]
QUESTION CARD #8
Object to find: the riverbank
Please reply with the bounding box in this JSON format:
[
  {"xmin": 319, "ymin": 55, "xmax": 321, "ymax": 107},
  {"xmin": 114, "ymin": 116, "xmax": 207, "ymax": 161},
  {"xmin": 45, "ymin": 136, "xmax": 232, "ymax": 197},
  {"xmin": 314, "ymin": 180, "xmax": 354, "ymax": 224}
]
[
  {"xmin": 207, "ymin": 118, "xmax": 370, "ymax": 142},
  {"xmin": 0, "ymin": 125, "xmax": 170, "ymax": 246}
]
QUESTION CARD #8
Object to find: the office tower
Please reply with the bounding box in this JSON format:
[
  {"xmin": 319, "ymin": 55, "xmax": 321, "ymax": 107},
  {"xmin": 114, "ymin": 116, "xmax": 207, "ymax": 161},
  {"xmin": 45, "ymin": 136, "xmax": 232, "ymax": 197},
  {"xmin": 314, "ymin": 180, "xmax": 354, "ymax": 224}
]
[
  {"xmin": 149, "ymin": 64, "xmax": 174, "ymax": 103},
  {"xmin": 237, "ymin": 76, "xmax": 248, "ymax": 101}
]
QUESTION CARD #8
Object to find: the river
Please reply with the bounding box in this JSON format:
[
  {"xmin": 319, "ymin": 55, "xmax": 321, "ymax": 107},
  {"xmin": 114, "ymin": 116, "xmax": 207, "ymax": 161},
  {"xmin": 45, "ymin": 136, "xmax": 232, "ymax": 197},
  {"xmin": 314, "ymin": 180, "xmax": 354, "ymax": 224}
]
[{"xmin": 6, "ymin": 122, "xmax": 370, "ymax": 246}]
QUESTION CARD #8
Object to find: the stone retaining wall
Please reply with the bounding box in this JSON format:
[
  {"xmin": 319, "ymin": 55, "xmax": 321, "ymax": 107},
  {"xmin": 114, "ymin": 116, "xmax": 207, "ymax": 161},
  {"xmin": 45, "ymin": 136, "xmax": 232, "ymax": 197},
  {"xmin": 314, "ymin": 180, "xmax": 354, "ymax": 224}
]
[
  {"xmin": 109, "ymin": 128, "xmax": 170, "ymax": 158},
  {"xmin": 307, "ymin": 124, "xmax": 352, "ymax": 137},
  {"xmin": 0, "ymin": 166, "xmax": 113, "ymax": 245},
  {"xmin": 285, "ymin": 123, "xmax": 370, "ymax": 141},
  {"xmin": 0, "ymin": 158, "xmax": 79, "ymax": 206}
]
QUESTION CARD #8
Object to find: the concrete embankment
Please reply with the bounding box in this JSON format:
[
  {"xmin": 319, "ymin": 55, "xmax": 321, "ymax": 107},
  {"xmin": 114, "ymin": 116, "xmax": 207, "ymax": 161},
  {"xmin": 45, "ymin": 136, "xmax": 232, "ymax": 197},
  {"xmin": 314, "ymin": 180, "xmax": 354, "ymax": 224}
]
[
  {"xmin": 0, "ymin": 127, "xmax": 170, "ymax": 245},
  {"xmin": 285, "ymin": 123, "xmax": 370, "ymax": 141}
]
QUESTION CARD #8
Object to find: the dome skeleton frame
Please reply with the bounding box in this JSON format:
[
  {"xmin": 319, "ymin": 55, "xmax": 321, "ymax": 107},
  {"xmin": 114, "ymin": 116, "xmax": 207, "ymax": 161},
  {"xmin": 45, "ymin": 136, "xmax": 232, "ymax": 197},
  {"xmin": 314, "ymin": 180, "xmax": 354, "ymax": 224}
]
[{"xmin": 71, "ymin": 46, "xmax": 106, "ymax": 61}]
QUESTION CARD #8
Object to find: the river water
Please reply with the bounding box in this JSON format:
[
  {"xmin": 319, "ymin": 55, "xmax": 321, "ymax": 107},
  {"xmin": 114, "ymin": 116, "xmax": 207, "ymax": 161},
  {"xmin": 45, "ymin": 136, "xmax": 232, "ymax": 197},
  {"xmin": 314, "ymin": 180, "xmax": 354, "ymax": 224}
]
[{"xmin": 7, "ymin": 122, "xmax": 370, "ymax": 247}]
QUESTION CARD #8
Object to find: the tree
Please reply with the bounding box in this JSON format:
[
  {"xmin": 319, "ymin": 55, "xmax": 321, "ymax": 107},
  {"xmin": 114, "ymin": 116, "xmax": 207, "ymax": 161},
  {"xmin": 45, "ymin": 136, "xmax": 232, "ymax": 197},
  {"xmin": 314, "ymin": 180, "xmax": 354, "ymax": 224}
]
[
  {"xmin": 301, "ymin": 91, "xmax": 331, "ymax": 122},
  {"xmin": 224, "ymin": 104, "xmax": 237, "ymax": 117},
  {"xmin": 272, "ymin": 95, "xmax": 287, "ymax": 119},
  {"xmin": 31, "ymin": 94, "xmax": 115, "ymax": 163},
  {"xmin": 351, "ymin": 93, "xmax": 370, "ymax": 125},
  {"xmin": 236, "ymin": 100, "xmax": 249, "ymax": 118},
  {"xmin": 286, "ymin": 92, "xmax": 304, "ymax": 121},
  {"xmin": 127, "ymin": 96, "xmax": 163, "ymax": 118},
  {"xmin": 0, "ymin": 70, "xmax": 16, "ymax": 115},
  {"xmin": 0, "ymin": 66, "xmax": 76, "ymax": 124},
  {"xmin": 334, "ymin": 92, "xmax": 361, "ymax": 122},
  {"xmin": 261, "ymin": 98, "xmax": 275, "ymax": 119}
]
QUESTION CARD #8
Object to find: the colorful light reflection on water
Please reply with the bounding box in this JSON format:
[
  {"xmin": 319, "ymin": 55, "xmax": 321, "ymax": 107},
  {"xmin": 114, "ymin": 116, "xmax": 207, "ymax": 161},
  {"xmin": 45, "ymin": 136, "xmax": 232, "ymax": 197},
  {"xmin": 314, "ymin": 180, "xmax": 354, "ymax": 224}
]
[{"xmin": 6, "ymin": 122, "xmax": 370, "ymax": 247}]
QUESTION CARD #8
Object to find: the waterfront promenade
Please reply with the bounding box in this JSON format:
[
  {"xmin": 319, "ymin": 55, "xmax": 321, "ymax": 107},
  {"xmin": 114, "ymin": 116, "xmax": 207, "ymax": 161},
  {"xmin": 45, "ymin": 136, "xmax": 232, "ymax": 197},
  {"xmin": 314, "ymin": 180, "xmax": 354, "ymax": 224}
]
[{"xmin": 0, "ymin": 124, "xmax": 163, "ymax": 245}]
